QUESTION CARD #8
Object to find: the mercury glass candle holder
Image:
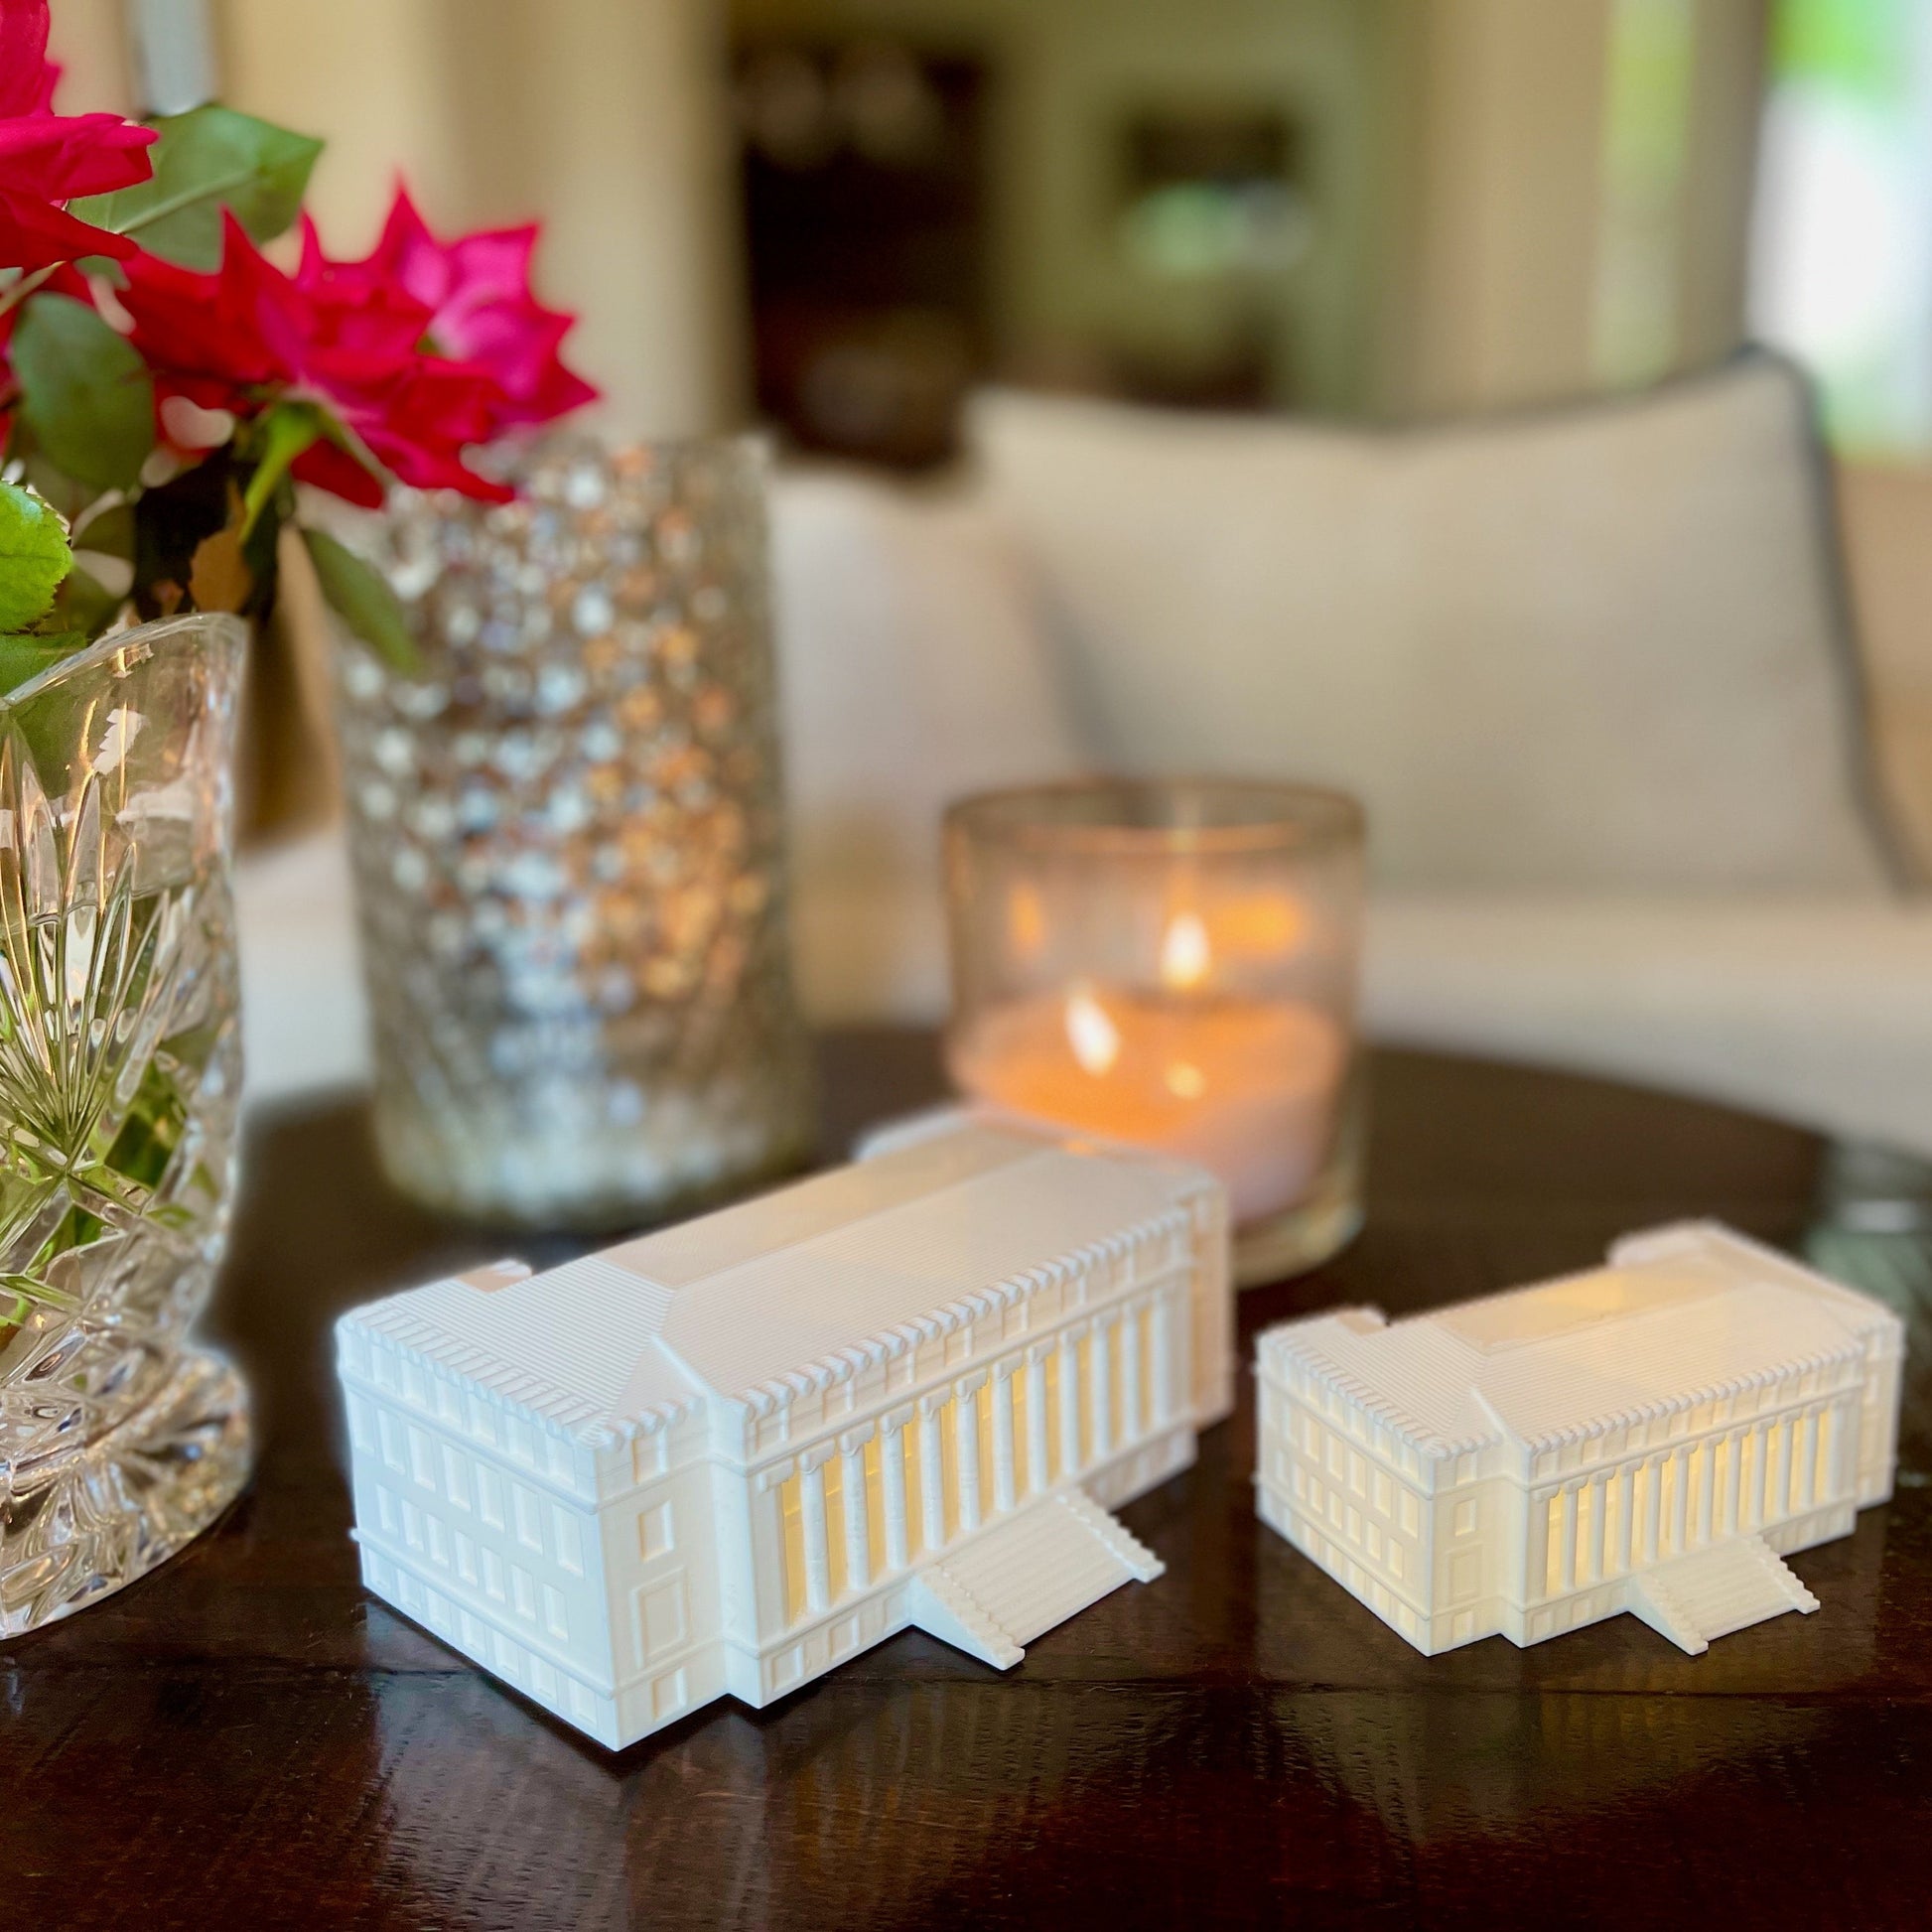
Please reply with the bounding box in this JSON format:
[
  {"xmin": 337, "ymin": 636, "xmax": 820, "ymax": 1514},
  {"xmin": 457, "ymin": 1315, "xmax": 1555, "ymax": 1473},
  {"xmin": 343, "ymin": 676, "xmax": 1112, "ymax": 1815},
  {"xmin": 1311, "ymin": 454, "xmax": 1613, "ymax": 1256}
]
[
  {"xmin": 943, "ymin": 779, "xmax": 1366, "ymax": 1284},
  {"xmin": 334, "ymin": 437, "xmax": 814, "ymax": 1230}
]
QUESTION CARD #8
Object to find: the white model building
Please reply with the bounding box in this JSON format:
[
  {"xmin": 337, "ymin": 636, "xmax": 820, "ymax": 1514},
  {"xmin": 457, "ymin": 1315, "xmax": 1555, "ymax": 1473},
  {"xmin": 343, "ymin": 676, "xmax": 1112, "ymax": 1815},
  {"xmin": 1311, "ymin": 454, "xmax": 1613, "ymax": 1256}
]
[
  {"xmin": 1255, "ymin": 1223, "xmax": 1903, "ymax": 1656},
  {"xmin": 337, "ymin": 1123, "xmax": 1229, "ymax": 1749}
]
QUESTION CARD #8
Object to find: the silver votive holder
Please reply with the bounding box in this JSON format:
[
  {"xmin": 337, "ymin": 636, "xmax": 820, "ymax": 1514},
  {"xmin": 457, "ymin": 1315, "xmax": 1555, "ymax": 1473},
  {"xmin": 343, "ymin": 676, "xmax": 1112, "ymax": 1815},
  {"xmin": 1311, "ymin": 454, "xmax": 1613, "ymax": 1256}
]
[{"xmin": 333, "ymin": 437, "xmax": 814, "ymax": 1230}]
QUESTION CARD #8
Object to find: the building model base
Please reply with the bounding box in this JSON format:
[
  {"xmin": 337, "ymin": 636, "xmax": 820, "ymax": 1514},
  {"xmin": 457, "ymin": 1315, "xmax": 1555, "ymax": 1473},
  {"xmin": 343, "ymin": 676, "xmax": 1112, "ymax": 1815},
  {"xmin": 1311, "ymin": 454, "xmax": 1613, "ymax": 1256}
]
[
  {"xmin": 1255, "ymin": 1223, "xmax": 1903, "ymax": 1657},
  {"xmin": 337, "ymin": 1123, "xmax": 1228, "ymax": 1749}
]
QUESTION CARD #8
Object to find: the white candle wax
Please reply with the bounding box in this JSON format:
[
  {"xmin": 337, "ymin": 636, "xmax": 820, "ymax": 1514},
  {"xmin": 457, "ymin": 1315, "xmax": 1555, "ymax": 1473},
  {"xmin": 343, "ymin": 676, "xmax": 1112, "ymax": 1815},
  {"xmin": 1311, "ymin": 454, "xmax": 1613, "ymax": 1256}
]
[{"xmin": 948, "ymin": 987, "xmax": 1345, "ymax": 1225}]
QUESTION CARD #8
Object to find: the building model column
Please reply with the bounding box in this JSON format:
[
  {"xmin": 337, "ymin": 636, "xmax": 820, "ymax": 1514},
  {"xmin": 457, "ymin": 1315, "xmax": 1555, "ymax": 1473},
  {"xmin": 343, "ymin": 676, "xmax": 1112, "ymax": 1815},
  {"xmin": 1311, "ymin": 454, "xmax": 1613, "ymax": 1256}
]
[
  {"xmin": 1745, "ymin": 1423, "xmax": 1767, "ymax": 1528},
  {"xmin": 1090, "ymin": 1318, "xmax": 1115, "ymax": 1464},
  {"xmin": 840, "ymin": 1429, "xmax": 873, "ymax": 1593},
  {"xmin": 1641, "ymin": 1455, "xmax": 1663, "ymax": 1564},
  {"xmin": 1526, "ymin": 1488, "xmax": 1551, "ymax": 1600},
  {"xmin": 1026, "ymin": 1345, "xmax": 1052, "ymax": 1494},
  {"xmin": 1558, "ymin": 1484, "xmax": 1580, "ymax": 1592},
  {"xmin": 1059, "ymin": 1328, "xmax": 1083, "ymax": 1475},
  {"xmin": 1771, "ymin": 1418, "xmax": 1794, "ymax": 1522},
  {"xmin": 1119, "ymin": 1304, "xmax": 1143, "ymax": 1443},
  {"xmin": 992, "ymin": 1366, "xmax": 1018, "ymax": 1514},
  {"xmin": 1150, "ymin": 1298, "xmax": 1174, "ymax": 1426},
  {"xmin": 1723, "ymin": 1429, "xmax": 1744, "ymax": 1537},
  {"xmin": 919, "ymin": 1397, "xmax": 946, "ymax": 1553},
  {"xmin": 799, "ymin": 1447, "xmax": 833, "ymax": 1614},
  {"xmin": 881, "ymin": 1410, "xmax": 911, "ymax": 1572},
  {"xmin": 954, "ymin": 1377, "xmax": 985, "ymax": 1536},
  {"xmin": 1829, "ymin": 1402, "xmax": 1855, "ymax": 1502}
]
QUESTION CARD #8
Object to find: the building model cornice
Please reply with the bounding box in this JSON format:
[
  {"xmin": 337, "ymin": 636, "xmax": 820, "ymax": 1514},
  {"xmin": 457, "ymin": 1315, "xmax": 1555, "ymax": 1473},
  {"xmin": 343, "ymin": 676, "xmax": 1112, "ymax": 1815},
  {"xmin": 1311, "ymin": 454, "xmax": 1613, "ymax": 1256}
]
[
  {"xmin": 1263, "ymin": 1225, "xmax": 1892, "ymax": 1464},
  {"xmin": 348, "ymin": 1132, "xmax": 1211, "ymax": 1453}
]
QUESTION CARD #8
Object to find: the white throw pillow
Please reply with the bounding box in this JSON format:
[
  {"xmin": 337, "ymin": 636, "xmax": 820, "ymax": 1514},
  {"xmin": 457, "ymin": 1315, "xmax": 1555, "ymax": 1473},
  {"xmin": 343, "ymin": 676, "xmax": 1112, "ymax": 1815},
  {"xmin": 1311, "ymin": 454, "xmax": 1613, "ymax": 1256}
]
[
  {"xmin": 769, "ymin": 469, "xmax": 1084, "ymax": 1017},
  {"xmin": 969, "ymin": 358, "xmax": 1896, "ymax": 893}
]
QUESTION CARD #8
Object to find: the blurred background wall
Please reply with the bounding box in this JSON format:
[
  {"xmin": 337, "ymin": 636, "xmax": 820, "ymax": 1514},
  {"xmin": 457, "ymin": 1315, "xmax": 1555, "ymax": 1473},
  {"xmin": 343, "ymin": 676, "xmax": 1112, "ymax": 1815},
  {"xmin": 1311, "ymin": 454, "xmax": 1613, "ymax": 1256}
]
[
  {"xmin": 57, "ymin": 0, "xmax": 1932, "ymax": 470},
  {"xmin": 208, "ymin": 0, "xmax": 746, "ymax": 437},
  {"xmin": 60, "ymin": 0, "xmax": 1932, "ymax": 865},
  {"xmin": 722, "ymin": 0, "xmax": 1768, "ymax": 448},
  {"xmin": 42, "ymin": 0, "xmax": 1932, "ymax": 1151}
]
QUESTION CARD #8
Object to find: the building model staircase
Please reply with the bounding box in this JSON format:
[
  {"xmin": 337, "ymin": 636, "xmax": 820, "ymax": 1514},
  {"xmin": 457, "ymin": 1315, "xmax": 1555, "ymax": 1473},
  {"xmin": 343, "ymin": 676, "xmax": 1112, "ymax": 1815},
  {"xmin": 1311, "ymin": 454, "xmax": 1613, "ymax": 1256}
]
[
  {"xmin": 907, "ymin": 1489, "xmax": 1165, "ymax": 1670},
  {"xmin": 1629, "ymin": 1535, "xmax": 1821, "ymax": 1655}
]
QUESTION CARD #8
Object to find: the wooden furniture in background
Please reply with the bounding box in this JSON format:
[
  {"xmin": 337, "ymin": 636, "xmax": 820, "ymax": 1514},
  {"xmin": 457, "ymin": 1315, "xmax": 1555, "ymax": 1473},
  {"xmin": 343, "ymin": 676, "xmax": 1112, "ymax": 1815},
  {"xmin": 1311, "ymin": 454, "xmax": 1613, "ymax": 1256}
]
[{"xmin": 1838, "ymin": 459, "xmax": 1932, "ymax": 882}]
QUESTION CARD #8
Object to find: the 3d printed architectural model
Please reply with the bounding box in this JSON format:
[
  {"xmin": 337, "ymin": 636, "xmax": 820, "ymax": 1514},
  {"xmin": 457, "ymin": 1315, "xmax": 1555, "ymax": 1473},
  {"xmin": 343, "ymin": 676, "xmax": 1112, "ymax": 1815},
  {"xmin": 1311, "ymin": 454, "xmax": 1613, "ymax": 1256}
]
[
  {"xmin": 338, "ymin": 1123, "xmax": 1229, "ymax": 1749},
  {"xmin": 1255, "ymin": 1223, "xmax": 1903, "ymax": 1656}
]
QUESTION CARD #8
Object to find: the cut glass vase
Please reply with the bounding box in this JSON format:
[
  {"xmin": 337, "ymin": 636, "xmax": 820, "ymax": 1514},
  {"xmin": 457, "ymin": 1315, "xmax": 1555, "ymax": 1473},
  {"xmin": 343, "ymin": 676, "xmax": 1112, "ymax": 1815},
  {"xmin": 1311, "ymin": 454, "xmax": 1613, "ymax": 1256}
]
[{"xmin": 0, "ymin": 613, "xmax": 252, "ymax": 1635}]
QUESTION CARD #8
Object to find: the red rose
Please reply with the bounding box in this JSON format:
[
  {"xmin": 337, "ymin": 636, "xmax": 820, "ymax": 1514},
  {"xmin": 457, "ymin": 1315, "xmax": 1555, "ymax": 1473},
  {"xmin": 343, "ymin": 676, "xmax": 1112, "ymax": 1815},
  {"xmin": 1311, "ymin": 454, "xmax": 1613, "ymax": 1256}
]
[
  {"xmin": 297, "ymin": 188, "xmax": 598, "ymax": 437},
  {"xmin": 120, "ymin": 211, "xmax": 514, "ymax": 504},
  {"xmin": 0, "ymin": 0, "xmax": 155, "ymax": 272}
]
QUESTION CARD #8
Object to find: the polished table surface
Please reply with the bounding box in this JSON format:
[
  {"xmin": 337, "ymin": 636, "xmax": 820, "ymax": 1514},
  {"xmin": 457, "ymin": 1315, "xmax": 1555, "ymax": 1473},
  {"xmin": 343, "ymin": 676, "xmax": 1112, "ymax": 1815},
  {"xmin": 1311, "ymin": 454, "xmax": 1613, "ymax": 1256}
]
[{"xmin": 5, "ymin": 1034, "xmax": 1929, "ymax": 1930}]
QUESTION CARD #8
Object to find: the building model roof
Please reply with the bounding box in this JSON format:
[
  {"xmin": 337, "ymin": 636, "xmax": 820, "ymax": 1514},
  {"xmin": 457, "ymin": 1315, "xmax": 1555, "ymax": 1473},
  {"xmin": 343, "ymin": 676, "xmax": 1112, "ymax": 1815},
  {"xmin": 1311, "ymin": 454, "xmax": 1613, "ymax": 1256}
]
[
  {"xmin": 347, "ymin": 1124, "xmax": 1211, "ymax": 1444},
  {"xmin": 1264, "ymin": 1225, "xmax": 1894, "ymax": 1457}
]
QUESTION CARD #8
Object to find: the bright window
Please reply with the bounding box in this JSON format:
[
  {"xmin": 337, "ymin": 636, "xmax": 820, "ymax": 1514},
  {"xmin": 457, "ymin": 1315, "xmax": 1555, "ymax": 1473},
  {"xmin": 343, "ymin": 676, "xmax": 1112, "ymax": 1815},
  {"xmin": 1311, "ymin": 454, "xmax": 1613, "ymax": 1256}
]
[{"xmin": 1752, "ymin": 0, "xmax": 1932, "ymax": 455}]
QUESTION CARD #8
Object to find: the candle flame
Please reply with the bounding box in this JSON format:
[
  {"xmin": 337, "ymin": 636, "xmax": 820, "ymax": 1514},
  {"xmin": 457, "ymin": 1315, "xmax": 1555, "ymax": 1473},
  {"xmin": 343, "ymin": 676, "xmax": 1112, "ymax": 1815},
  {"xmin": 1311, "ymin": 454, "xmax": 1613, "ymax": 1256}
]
[
  {"xmin": 1159, "ymin": 910, "xmax": 1211, "ymax": 992},
  {"xmin": 1063, "ymin": 984, "xmax": 1122, "ymax": 1076},
  {"xmin": 1165, "ymin": 1059, "xmax": 1205, "ymax": 1100},
  {"xmin": 1008, "ymin": 883, "xmax": 1047, "ymax": 959}
]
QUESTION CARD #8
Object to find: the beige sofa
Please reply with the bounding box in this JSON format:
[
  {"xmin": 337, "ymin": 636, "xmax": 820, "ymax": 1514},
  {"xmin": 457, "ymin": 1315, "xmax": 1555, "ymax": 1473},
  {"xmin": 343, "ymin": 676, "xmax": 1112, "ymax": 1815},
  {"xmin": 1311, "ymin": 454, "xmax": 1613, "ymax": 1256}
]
[{"xmin": 237, "ymin": 358, "xmax": 1932, "ymax": 1159}]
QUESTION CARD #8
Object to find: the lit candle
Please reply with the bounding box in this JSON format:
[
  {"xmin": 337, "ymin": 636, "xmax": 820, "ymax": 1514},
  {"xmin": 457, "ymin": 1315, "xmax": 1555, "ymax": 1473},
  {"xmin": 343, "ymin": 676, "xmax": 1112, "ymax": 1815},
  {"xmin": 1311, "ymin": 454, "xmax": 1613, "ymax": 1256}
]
[
  {"xmin": 944, "ymin": 779, "xmax": 1366, "ymax": 1279},
  {"xmin": 948, "ymin": 910, "xmax": 1346, "ymax": 1224}
]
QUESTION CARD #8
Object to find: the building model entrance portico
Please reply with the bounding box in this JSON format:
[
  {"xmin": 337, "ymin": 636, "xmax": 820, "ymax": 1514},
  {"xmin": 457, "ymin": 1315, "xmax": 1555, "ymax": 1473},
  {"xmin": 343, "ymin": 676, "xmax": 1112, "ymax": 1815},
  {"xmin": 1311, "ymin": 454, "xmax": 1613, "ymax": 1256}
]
[
  {"xmin": 1255, "ymin": 1223, "xmax": 1903, "ymax": 1656},
  {"xmin": 337, "ymin": 1123, "xmax": 1229, "ymax": 1749}
]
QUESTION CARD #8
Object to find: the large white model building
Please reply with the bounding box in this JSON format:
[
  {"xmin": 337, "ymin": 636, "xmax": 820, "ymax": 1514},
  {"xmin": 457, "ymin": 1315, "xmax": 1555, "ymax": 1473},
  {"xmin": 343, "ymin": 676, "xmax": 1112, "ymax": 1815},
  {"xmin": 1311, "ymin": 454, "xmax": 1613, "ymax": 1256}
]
[
  {"xmin": 1255, "ymin": 1223, "xmax": 1903, "ymax": 1656},
  {"xmin": 337, "ymin": 1123, "xmax": 1229, "ymax": 1749}
]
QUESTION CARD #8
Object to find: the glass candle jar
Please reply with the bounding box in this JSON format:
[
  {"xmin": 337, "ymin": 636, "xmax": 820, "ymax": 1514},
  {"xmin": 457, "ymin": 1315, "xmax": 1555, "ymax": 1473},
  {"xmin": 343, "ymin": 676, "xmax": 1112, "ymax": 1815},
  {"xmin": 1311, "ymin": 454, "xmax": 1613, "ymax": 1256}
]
[{"xmin": 943, "ymin": 779, "xmax": 1366, "ymax": 1283}]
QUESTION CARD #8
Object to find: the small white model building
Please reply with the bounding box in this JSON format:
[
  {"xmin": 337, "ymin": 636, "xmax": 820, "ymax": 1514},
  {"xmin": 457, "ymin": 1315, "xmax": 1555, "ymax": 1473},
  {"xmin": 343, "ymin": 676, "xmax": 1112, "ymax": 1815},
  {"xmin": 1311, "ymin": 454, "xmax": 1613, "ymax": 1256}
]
[
  {"xmin": 337, "ymin": 1123, "xmax": 1229, "ymax": 1749},
  {"xmin": 1255, "ymin": 1223, "xmax": 1903, "ymax": 1656}
]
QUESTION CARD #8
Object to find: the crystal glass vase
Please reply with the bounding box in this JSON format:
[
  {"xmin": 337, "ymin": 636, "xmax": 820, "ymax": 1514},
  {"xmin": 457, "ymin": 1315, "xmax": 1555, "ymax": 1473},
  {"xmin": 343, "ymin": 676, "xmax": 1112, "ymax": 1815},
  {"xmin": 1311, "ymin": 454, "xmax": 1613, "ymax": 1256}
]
[
  {"xmin": 0, "ymin": 613, "xmax": 251, "ymax": 1635},
  {"xmin": 336, "ymin": 438, "xmax": 814, "ymax": 1229}
]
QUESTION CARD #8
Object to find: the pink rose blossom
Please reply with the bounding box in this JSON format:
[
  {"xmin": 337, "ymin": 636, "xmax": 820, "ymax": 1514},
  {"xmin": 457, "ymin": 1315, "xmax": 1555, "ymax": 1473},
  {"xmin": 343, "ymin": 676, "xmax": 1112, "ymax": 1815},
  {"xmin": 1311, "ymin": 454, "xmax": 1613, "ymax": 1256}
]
[{"xmin": 297, "ymin": 188, "xmax": 598, "ymax": 436}]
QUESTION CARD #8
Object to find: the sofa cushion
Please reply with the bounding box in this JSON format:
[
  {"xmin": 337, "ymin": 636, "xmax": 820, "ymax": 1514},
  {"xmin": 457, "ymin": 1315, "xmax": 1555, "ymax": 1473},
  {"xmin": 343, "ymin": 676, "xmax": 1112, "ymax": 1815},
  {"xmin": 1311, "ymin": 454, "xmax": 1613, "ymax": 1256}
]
[
  {"xmin": 970, "ymin": 356, "xmax": 1898, "ymax": 894},
  {"xmin": 1365, "ymin": 894, "xmax": 1932, "ymax": 1159},
  {"xmin": 769, "ymin": 468, "xmax": 1085, "ymax": 931},
  {"xmin": 234, "ymin": 831, "xmax": 1932, "ymax": 1160}
]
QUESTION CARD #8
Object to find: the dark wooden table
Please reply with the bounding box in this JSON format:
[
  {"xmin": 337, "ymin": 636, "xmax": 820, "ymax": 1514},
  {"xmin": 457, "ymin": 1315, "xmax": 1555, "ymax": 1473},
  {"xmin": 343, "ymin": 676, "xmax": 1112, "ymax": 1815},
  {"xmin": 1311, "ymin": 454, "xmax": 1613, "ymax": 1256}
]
[{"xmin": 5, "ymin": 1034, "xmax": 1929, "ymax": 1930}]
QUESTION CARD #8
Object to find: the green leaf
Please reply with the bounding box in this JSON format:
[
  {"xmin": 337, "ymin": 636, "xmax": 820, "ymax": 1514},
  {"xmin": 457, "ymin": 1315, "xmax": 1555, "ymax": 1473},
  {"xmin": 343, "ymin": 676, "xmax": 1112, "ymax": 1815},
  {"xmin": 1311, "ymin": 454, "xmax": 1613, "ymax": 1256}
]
[
  {"xmin": 0, "ymin": 481, "xmax": 72, "ymax": 630},
  {"xmin": 13, "ymin": 294, "xmax": 155, "ymax": 492},
  {"xmin": 17, "ymin": 447, "xmax": 99, "ymax": 527},
  {"xmin": 71, "ymin": 500, "xmax": 135, "ymax": 561},
  {"xmin": 0, "ymin": 630, "xmax": 86, "ymax": 699},
  {"xmin": 300, "ymin": 525, "xmax": 421, "ymax": 675},
  {"xmin": 50, "ymin": 565, "xmax": 122, "ymax": 639},
  {"xmin": 70, "ymin": 105, "xmax": 324, "ymax": 271}
]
